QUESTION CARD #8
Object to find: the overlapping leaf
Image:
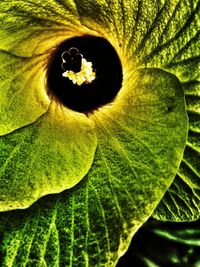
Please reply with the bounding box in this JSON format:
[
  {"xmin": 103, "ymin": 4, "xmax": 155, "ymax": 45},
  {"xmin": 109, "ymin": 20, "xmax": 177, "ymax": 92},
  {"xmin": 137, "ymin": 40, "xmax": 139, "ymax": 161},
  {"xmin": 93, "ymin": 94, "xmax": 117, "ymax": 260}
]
[
  {"xmin": 0, "ymin": 66, "xmax": 187, "ymax": 266},
  {"xmin": 0, "ymin": 0, "xmax": 198, "ymax": 266},
  {"xmin": 146, "ymin": 0, "xmax": 200, "ymax": 221},
  {"xmin": 0, "ymin": 102, "xmax": 97, "ymax": 211}
]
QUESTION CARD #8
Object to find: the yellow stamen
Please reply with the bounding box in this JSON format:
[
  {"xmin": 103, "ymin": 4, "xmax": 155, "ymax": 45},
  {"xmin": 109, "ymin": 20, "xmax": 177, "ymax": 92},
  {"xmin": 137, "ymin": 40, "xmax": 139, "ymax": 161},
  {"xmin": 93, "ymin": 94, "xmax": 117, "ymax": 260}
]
[{"xmin": 62, "ymin": 58, "xmax": 96, "ymax": 86}]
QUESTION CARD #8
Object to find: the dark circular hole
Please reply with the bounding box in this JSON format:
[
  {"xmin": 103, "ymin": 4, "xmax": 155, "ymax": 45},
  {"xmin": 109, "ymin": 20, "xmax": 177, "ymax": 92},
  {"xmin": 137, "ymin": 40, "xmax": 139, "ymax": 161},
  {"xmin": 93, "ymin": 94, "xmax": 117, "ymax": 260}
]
[{"xmin": 47, "ymin": 35, "xmax": 123, "ymax": 113}]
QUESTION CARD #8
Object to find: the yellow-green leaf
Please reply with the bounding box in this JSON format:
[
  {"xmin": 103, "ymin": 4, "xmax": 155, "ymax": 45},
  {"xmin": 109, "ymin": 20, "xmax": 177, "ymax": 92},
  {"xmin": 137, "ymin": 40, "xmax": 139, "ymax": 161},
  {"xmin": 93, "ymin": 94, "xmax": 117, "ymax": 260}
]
[{"xmin": 0, "ymin": 102, "xmax": 97, "ymax": 211}]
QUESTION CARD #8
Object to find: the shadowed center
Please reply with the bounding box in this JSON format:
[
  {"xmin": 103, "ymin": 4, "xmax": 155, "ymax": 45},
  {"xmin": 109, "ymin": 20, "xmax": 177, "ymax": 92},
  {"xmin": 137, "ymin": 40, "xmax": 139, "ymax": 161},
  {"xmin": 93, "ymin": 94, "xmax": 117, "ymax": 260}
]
[{"xmin": 47, "ymin": 35, "xmax": 123, "ymax": 113}]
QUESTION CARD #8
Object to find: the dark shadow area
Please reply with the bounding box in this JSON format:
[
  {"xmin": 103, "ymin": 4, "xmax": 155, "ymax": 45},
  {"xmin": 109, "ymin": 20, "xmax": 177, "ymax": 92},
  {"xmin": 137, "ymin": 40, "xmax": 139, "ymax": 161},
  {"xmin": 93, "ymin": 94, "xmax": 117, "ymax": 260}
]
[
  {"xmin": 47, "ymin": 35, "xmax": 123, "ymax": 113},
  {"xmin": 117, "ymin": 218, "xmax": 200, "ymax": 267}
]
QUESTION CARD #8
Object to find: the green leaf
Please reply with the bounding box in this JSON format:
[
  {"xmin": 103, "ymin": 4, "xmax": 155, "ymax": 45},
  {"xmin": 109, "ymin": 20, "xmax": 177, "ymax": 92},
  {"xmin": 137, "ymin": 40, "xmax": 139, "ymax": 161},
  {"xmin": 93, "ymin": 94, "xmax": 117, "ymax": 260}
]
[
  {"xmin": 0, "ymin": 68, "xmax": 187, "ymax": 266},
  {"xmin": 153, "ymin": 105, "xmax": 200, "ymax": 222},
  {"xmin": 153, "ymin": 80, "xmax": 200, "ymax": 222},
  {"xmin": 0, "ymin": 0, "xmax": 82, "ymax": 56},
  {"xmin": 0, "ymin": 0, "xmax": 196, "ymax": 265},
  {"xmin": 0, "ymin": 51, "xmax": 50, "ymax": 135},
  {"xmin": 140, "ymin": 0, "xmax": 199, "ymax": 68},
  {"xmin": 0, "ymin": 102, "xmax": 97, "ymax": 211},
  {"xmin": 154, "ymin": 79, "xmax": 200, "ymax": 223},
  {"xmin": 136, "ymin": 0, "xmax": 200, "ymax": 221}
]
